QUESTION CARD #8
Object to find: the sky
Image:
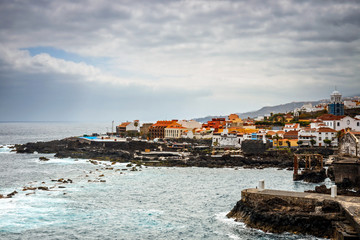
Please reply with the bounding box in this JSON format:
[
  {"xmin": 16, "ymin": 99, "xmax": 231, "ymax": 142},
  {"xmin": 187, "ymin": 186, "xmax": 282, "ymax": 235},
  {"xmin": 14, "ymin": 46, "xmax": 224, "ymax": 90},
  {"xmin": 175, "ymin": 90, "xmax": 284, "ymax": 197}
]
[{"xmin": 0, "ymin": 0, "xmax": 359, "ymax": 122}]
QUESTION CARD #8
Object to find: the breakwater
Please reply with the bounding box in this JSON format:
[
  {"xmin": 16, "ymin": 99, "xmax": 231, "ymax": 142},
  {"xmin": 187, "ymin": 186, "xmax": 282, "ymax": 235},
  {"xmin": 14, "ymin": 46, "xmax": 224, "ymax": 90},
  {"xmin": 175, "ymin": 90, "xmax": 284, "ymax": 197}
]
[{"xmin": 227, "ymin": 188, "xmax": 360, "ymax": 239}]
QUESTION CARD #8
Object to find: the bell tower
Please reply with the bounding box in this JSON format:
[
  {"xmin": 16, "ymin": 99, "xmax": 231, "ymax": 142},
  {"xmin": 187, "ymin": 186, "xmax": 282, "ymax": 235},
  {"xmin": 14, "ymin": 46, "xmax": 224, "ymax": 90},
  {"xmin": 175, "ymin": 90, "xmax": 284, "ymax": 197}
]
[{"xmin": 328, "ymin": 89, "xmax": 344, "ymax": 116}]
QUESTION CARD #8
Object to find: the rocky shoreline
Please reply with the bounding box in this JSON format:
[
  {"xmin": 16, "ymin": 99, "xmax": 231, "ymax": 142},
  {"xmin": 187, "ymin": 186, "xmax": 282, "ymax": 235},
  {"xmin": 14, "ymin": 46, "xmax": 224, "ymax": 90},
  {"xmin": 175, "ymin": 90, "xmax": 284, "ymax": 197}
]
[
  {"xmin": 227, "ymin": 197, "xmax": 341, "ymax": 238},
  {"xmin": 226, "ymin": 189, "xmax": 356, "ymax": 239},
  {"xmin": 14, "ymin": 137, "xmax": 299, "ymax": 169}
]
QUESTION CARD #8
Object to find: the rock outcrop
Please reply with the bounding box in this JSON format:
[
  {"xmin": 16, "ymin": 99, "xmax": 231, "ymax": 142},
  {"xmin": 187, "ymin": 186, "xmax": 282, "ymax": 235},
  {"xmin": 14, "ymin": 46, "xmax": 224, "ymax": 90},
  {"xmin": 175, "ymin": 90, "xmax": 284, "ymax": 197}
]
[{"xmin": 227, "ymin": 189, "xmax": 349, "ymax": 239}]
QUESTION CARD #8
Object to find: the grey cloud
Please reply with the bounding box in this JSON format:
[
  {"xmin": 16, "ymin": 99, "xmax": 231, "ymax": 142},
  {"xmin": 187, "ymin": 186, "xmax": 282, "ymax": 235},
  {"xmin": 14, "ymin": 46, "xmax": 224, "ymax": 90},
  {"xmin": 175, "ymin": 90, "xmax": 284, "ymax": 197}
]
[{"xmin": 0, "ymin": 0, "xmax": 360, "ymax": 121}]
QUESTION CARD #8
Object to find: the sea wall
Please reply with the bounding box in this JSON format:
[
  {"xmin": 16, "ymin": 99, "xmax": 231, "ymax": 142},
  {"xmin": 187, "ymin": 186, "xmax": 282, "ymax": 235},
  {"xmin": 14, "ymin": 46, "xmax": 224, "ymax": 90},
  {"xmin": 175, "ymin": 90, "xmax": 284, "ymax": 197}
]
[
  {"xmin": 332, "ymin": 160, "xmax": 360, "ymax": 188},
  {"xmin": 227, "ymin": 188, "xmax": 360, "ymax": 239}
]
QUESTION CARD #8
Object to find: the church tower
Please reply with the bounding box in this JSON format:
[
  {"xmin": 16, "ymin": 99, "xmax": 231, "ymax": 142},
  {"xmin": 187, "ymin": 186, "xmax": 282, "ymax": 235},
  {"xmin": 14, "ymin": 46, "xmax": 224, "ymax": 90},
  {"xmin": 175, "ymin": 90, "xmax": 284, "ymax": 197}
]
[{"xmin": 328, "ymin": 89, "xmax": 344, "ymax": 116}]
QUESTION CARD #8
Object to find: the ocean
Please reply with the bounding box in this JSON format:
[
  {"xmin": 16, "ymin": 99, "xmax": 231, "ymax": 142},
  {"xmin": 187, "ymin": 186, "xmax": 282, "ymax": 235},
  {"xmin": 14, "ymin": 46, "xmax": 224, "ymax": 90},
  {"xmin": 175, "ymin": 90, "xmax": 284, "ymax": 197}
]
[{"xmin": 0, "ymin": 122, "xmax": 330, "ymax": 239}]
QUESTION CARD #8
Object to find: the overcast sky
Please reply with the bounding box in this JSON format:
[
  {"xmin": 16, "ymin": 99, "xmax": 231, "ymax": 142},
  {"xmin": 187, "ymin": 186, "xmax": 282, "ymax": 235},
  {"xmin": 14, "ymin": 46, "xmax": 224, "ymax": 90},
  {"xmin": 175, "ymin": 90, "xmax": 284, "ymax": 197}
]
[{"xmin": 0, "ymin": 0, "xmax": 359, "ymax": 122}]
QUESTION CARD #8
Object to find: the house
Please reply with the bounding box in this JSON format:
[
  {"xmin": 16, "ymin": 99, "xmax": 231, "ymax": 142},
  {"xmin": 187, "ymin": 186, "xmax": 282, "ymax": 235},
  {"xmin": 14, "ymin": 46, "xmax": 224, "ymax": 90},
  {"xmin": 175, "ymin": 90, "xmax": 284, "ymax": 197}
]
[
  {"xmin": 284, "ymin": 113, "xmax": 294, "ymax": 123},
  {"xmin": 283, "ymin": 130, "xmax": 299, "ymax": 139},
  {"xmin": 298, "ymin": 127, "xmax": 338, "ymax": 147},
  {"xmin": 193, "ymin": 128, "xmax": 213, "ymax": 139},
  {"xmin": 116, "ymin": 120, "xmax": 140, "ymax": 136},
  {"xmin": 212, "ymin": 129, "xmax": 242, "ymax": 148},
  {"xmin": 126, "ymin": 120, "xmax": 140, "ymax": 132},
  {"xmin": 317, "ymin": 127, "xmax": 338, "ymax": 147},
  {"xmin": 338, "ymin": 131, "xmax": 360, "ymax": 157},
  {"xmin": 243, "ymin": 118, "xmax": 255, "ymax": 126},
  {"xmin": 202, "ymin": 118, "xmax": 227, "ymax": 132},
  {"xmin": 116, "ymin": 122, "xmax": 131, "ymax": 135},
  {"xmin": 344, "ymin": 100, "xmax": 358, "ymax": 109},
  {"xmin": 298, "ymin": 128, "xmax": 317, "ymax": 146},
  {"xmin": 283, "ymin": 123, "xmax": 301, "ymax": 132},
  {"xmin": 273, "ymin": 130, "xmax": 298, "ymax": 148},
  {"xmin": 273, "ymin": 138, "xmax": 298, "ymax": 148},
  {"xmin": 228, "ymin": 114, "xmax": 239, "ymax": 121},
  {"xmin": 164, "ymin": 122, "xmax": 187, "ymax": 139},
  {"xmin": 228, "ymin": 114, "xmax": 244, "ymax": 128},
  {"xmin": 268, "ymin": 130, "xmax": 285, "ymax": 139}
]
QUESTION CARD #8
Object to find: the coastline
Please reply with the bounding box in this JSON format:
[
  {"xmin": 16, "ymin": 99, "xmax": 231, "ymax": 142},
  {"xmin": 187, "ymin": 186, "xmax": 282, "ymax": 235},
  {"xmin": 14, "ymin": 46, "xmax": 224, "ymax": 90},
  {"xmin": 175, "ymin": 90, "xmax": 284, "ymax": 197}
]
[{"xmin": 13, "ymin": 137, "xmax": 301, "ymax": 170}]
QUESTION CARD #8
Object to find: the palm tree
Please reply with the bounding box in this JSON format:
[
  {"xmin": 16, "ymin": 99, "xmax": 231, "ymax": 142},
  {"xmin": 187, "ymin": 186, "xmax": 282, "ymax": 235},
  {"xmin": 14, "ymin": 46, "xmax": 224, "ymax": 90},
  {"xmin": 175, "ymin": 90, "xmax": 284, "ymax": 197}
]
[{"xmin": 310, "ymin": 139, "xmax": 316, "ymax": 147}]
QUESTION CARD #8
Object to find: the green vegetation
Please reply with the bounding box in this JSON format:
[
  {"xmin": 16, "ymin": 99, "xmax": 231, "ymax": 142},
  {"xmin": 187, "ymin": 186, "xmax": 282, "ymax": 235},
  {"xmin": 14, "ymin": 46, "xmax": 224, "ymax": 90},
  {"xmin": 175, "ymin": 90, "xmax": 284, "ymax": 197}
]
[{"xmin": 323, "ymin": 139, "xmax": 332, "ymax": 147}]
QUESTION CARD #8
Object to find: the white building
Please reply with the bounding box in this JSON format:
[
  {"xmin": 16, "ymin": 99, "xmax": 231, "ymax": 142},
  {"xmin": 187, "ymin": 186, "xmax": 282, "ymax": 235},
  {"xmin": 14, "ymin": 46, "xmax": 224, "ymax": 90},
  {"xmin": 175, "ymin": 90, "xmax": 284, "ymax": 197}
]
[
  {"xmin": 298, "ymin": 127, "xmax": 338, "ymax": 147},
  {"xmin": 344, "ymin": 100, "xmax": 358, "ymax": 109},
  {"xmin": 185, "ymin": 128, "xmax": 213, "ymax": 139},
  {"xmin": 298, "ymin": 128, "xmax": 317, "ymax": 146},
  {"xmin": 317, "ymin": 127, "xmax": 338, "ymax": 147},
  {"xmin": 319, "ymin": 115, "xmax": 360, "ymax": 132},
  {"xmin": 178, "ymin": 120, "xmax": 202, "ymax": 130},
  {"xmin": 212, "ymin": 129, "xmax": 242, "ymax": 148},
  {"xmin": 126, "ymin": 120, "xmax": 140, "ymax": 132},
  {"xmin": 284, "ymin": 123, "xmax": 301, "ymax": 132}
]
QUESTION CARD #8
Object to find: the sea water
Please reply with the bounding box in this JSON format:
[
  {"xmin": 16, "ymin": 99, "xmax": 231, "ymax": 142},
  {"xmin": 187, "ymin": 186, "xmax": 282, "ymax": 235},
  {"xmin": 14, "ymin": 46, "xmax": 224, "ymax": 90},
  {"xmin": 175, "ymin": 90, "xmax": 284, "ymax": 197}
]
[{"xmin": 0, "ymin": 122, "xmax": 330, "ymax": 239}]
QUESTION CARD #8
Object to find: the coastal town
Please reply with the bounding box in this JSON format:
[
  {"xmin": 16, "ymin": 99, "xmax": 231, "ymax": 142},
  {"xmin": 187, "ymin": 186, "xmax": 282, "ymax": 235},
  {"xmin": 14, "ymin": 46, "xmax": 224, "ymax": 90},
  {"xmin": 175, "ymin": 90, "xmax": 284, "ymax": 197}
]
[
  {"xmin": 10, "ymin": 90, "xmax": 360, "ymax": 239},
  {"xmin": 93, "ymin": 90, "xmax": 360, "ymax": 155}
]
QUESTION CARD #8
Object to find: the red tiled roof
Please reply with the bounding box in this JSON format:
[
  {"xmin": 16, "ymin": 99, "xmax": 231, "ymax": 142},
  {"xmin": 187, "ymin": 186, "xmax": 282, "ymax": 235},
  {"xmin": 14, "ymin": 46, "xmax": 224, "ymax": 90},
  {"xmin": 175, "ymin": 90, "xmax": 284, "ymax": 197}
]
[
  {"xmin": 317, "ymin": 114, "xmax": 344, "ymax": 121},
  {"xmin": 166, "ymin": 122, "xmax": 186, "ymax": 129},
  {"xmin": 284, "ymin": 130, "xmax": 299, "ymax": 137},
  {"xmin": 317, "ymin": 127, "xmax": 337, "ymax": 133},
  {"xmin": 119, "ymin": 122, "xmax": 131, "ymax": 128},
  {"xmin": 151, "ymin": 120, "xmax": 177, "ymax": 127}
]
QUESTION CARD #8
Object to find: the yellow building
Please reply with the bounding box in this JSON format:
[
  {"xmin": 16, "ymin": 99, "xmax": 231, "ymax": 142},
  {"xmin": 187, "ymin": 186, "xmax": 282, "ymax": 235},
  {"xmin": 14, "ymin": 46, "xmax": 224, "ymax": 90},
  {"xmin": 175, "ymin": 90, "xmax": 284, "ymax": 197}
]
[{"xmin": 272, "ymin": 138, "xmax": 299, "ymax": 148}]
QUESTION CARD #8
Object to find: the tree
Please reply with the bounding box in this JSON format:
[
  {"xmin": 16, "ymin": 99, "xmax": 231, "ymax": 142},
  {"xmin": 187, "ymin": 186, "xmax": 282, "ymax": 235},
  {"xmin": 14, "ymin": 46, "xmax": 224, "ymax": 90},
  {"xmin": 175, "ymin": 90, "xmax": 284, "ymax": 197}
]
[
  {"xmin": 323, "ymin": 139, "xmax": 332, "ymax": 147},
  {"xmin": 297, "ymin": 140, "xmax": 303, "ymax": 146},
  {"xmin": 273, "ymin": 134, "xmax": 281, "ymax": 147},
  {"xmin": 310, "ymin": 139, "xmax": 316, "ymax": 147},
  {"xmin": 336, "ymin": 130, "xmax": 344, "ymax": 141}
]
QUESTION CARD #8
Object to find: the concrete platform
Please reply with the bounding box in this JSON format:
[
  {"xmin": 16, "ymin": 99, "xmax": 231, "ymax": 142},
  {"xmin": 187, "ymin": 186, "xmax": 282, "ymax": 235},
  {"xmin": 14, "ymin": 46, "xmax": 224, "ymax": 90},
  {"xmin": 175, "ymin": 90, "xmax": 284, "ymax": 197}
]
[{"xmin": 244, "ymin": 188, "xmax": 360, "ymax": 236}]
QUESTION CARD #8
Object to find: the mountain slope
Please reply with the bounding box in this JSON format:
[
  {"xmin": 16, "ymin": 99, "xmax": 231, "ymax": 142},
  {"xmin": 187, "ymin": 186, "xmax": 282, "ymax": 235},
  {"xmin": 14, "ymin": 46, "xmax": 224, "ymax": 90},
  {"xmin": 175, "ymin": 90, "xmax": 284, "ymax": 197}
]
[{"xmin": 194, "ymin": 101, "xmax": 323, "ymax": 123}]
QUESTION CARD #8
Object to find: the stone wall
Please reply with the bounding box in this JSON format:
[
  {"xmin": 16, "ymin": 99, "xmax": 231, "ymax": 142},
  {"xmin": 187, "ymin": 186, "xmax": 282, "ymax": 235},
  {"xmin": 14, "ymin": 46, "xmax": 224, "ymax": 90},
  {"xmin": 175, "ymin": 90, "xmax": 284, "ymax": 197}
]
[
  {"xmin": 227, "ymin": 189, "xmax": 350, "ymax": 238},
  {"xmin": 333, "ymin": 160, "xmax": 360, "ymax": 188}
]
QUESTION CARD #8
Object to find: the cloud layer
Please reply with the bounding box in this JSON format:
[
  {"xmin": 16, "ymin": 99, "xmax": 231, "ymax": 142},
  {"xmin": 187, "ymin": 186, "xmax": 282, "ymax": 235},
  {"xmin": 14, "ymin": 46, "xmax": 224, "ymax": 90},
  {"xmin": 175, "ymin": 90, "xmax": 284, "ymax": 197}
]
[{"xmin": 0, "ymin": 0, "xmax": 359, "ymax": 121}]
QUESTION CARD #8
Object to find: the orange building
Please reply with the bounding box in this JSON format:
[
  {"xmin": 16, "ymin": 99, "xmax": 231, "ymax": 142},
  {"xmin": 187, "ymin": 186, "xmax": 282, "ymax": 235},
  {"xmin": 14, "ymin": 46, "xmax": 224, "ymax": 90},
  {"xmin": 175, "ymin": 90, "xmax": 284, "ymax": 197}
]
[
  {"xmin": 202, "ymin": 118, "xmax": 227, "ymax": 132},
  {"xmin": 228, "ymin": 114, "xmax": 239, "ymax": 121},
  {"xmin": 116, "ymin": 122, "xmax": 131, "ymax": 135},
  {"xmin": 149, "ymin": 120, "xmax": 177, "ymax": 139}
]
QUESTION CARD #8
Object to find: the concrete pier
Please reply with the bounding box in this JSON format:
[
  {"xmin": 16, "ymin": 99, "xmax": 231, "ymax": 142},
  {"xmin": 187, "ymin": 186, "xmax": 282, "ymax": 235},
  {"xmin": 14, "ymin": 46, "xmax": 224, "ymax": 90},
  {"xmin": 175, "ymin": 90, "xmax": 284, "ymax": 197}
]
[{"xmin": 228, "ymin": 188, "xmax": 360, "ymax": 239}]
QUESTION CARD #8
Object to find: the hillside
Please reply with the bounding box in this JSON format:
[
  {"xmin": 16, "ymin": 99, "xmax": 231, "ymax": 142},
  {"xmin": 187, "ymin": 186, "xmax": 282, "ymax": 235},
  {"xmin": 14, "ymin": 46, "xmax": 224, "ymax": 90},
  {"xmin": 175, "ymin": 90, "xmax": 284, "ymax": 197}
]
[{"xmin": 194, "ymin": 101, "xmax": 323, "ymax": 123}]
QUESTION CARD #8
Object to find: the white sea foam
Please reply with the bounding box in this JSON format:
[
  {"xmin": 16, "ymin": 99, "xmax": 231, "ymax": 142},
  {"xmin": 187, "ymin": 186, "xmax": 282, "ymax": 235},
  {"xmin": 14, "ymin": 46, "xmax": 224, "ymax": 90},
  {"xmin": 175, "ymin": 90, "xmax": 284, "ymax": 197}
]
[
  {"xmin": 215, "ymin": 212, "xmax": 246, "ymax": 228},
  {"xmin": 227, "ymin": 233, "xmax": 241, "ymax": 240},
  {"xmin": 34, "ymin": 157, "xmax": 89, "ymax": 165},
  {"xmin": 0, "ymin": 145, "xmax": 14, "ymax": 153}
]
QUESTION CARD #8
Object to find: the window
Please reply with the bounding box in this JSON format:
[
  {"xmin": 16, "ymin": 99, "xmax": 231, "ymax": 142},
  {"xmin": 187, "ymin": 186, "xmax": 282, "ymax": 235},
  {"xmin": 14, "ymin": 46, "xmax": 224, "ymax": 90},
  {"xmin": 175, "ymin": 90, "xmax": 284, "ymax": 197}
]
[
  {"xmin": 337, "ymin": 122, "xmax": 340, "ymax": 127},
  {"xmin": 358, "ymin": 122, "xmax": 360, "ymax": 126}
]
